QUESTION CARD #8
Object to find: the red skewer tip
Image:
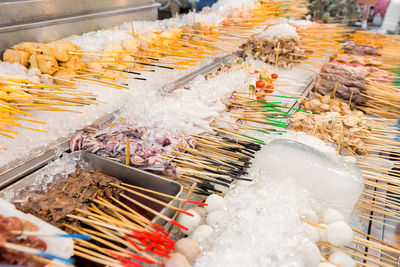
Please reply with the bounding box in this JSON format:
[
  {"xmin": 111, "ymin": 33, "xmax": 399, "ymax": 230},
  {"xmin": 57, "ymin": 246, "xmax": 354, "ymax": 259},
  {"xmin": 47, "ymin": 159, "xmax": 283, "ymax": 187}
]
[
  {"xmin": 170, "ymin": 220, "xmax": 189, "ymax": 231},
  {"xmin": 186, "ymin": 199, "xmax": 208, "ymax": 206}
]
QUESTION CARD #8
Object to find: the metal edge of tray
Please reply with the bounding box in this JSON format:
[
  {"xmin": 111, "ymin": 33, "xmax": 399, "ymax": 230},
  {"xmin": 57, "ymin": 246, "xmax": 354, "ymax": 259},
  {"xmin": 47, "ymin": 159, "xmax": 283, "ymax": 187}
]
[
  {"xmin": 0, "ymin": 150, "xmax": 183, "ymax": 226},
  {"xmin": 0, "ymin": 0, "xmax": 155, "ymax": 26},
  {"xmin": 172, "ymin": 54, "xmax": 234, "ymax": 86},
  {"xmin": 0, "ymin": 3, "xmax": 160, "ymax": 34},
  {"xmin": 0, "ymin": 111, "xmax": 117, "ymax": 190}
]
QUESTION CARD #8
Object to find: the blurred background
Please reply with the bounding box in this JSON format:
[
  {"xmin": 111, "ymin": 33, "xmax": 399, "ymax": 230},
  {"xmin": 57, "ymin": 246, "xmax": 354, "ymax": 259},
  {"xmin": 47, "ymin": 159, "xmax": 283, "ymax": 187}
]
[{"xmin": 156, "ymin": 0, "xmax": 400, "ymax": 34}]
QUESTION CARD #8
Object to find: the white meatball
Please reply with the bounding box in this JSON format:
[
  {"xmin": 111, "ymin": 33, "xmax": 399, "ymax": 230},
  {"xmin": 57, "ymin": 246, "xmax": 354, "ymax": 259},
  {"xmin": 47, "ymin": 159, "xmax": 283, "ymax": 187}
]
[
  {"xmin": 191, "ymin": 206, "xmax": 206, "ymax": 218},
  {"xmin": 192, "ymin": 225, "xmax": 214, "ymax": 243},
  {"xmin": 28, "ymin": 67, "xmax": 41, "ymax": 77},
  {"xmin": 205, "ymin": 194, "xmax": 225, "ymax": 213},
  {"xmin": 328, "ymin": 251, "xmax": 356, "ymax": 267},
  {"xmin": 322, "ymin": 209, "xmax": 345, "ymax": 225},
  {"xmin": 165, "ymin": 253, "xmax": 190, "ymax": 267},
  {"xmin": 300, "ymin": 240, "xmax": 321, "ymax": 267},
  {"xmin": 206, "ymin": 210, "xmax": 225, "ymax": 227},
  {"xmin": 30, "ymin": 76, "xmax": 41, "ymax": 83},
  {"xmin": 326, "ymin": 221, "xmax": 353, "ymax": 247},
  {"xmin": 175, "ymin": 238, "xmax": 201, "ymax": 261},
  {"xmin": 317, "ymin": 224, "xmax": 328, "ymax": 242},
  {"xmin": 177, "ymin": 209, "xmax": 201, "ymax": 235}
]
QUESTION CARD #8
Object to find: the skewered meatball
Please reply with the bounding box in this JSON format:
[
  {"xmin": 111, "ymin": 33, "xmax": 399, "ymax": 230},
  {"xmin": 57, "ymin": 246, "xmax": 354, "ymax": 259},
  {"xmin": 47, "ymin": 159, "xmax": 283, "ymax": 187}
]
[
  {"xmin": 43, "ymin": 40, "xmax": 79, "ymax": 62},
  {"xmin": 12, "ymin": 42, "xmax": 40, "ymax": 54},
  {"xmin": 29, "ymin": 54, "xmax": 59, "ymax": 75},
  {"xmin": 3, "ymin": 49, "xmax": 30, "ymax": 66}
]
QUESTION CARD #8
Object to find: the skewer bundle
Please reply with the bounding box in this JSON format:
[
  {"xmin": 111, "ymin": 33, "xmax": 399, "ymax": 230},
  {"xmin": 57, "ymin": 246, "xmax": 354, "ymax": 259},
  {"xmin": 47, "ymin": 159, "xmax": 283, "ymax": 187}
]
[{"xmin": 0, "ymin": 74, "xmax": 98, "ymax": 140}]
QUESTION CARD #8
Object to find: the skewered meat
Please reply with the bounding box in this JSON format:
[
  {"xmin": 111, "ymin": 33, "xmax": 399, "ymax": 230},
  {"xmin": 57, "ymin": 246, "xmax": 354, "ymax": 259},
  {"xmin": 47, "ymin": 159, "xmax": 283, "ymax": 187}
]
[
  {"xmin": 14, "ymin": 168, "xmax": 122, "ymax": 229},
  {"xmin": 29, "ymin": 54, "xmax": 59, "ymax": 75},
  {"xmin": 334, "ymin": 54, "xmax": 382, "ymax": 66},
  {"xmin": 240, "ymin": 36, "xmax": 309, "ymax": 69},
  {"xmin": 314, "ymin": 62, "xmax": 370, "ymax": 107},
  {"xmin": 342, "ymin": 41, "xmax": 379, "ymax": 56},
  {"xmin": 3, "ymin": 49, "xmax": 30, "ymax": 67},
  {"xmin": 0, "ymin": 215, "xmax": 46, "ymax": 266}
]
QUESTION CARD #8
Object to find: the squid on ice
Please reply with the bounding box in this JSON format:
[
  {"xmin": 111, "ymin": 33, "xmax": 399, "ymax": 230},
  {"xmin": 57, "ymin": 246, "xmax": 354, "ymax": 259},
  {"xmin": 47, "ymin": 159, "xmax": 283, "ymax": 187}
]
[{"xmin": 70, "ymin": 122, "xmax": 195, "ymax": 176}]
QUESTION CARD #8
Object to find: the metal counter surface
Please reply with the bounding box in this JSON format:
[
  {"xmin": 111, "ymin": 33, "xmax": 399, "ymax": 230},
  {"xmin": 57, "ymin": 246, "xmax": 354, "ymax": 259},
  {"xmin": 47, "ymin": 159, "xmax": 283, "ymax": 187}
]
[{"xmin": 0, "ymin": 0, "xmax": 160, "ymax": 54}]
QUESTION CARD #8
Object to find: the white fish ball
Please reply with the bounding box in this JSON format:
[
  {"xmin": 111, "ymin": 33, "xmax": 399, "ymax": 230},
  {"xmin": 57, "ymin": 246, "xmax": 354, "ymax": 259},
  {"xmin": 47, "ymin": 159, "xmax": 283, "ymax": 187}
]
[
  {"xmin": 175, "ymin": 238, "xmax": 201, "ymax": 261},
  {"xmin": 192, "ymin": 225, "xmax": 214, "ymax": 243},
  {"xmin": 317, "ymin": 263, "xmax": 335, "ymax": 267},
  {"xmin": 191, "ymin": 207, "xmax": 206, "ymax": 218},
  {"xmin": 322, "ymin": 208, "xmax": 345, "ymax": 225},
  {"xmin": 206, "ymin": 210, "xmax": 225, "ymax": 227},
  {"xmin": 205, "ymin": 194, "xmax": 225, "ymax": 213},
  {"xmin": 317, "ymin": 224, "xmax": 328, "ymax": 242},
  {"xmin": 326, "ymin": 221, "xmax": 353, "ymax": 247},
  {"xmin": 165, "ymin": 253, "xmax": 190, "ymax": 267},
  {"xmin": 300, "ymin": 240, "xmax": 321, "ymax": 267},
  {"xmin": 328, "ymin": 251, "xmax": 356, "ymax": 267},
  {"xmin": 177, "ymin": 209, "xmax": 201, "ymax": 235}
]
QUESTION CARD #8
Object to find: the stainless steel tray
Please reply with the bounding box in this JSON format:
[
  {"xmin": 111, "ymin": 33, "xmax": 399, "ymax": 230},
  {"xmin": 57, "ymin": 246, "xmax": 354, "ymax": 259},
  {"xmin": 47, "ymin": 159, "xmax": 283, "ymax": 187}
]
[{"xmin": 1, "ymin": 151, "xmax": 182, "ymax": 226}]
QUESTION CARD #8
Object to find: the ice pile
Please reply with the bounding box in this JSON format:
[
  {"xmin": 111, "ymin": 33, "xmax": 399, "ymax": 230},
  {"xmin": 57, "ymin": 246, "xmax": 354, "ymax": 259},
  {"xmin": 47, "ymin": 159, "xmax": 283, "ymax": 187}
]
[
  {"xmin": 119, "ymin": 68, "xmax": 250, "ymax": 137},
  {"xmin": 65, "ymin": 30, "xmax": 133, "ymax": 51},
  {"xmin": 258, "ymin": 23, "xmax": 299, "ymax": 41}
]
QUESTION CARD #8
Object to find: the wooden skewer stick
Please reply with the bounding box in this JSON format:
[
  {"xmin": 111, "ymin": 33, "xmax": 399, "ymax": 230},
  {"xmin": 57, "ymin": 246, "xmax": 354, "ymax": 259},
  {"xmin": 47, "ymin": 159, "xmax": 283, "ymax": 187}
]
[
  {"xmin": 119, "ymin": 183, "xmax": 206, "ymax": 206},
  {"xmin": 111, "ymin": 182, "xmax": 194, "ymax": 216},
  {"xmin": 125, "ymin": 138, "xmax": 130, "ymax": 166},
  {"xmin": 119, "ymin": 193, "xmax": 189, "ymax": 231}
]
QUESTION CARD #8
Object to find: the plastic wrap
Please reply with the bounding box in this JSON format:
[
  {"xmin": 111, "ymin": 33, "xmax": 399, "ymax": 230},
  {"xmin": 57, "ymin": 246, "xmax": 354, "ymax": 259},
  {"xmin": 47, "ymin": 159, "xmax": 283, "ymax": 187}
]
[{"xmin": 253, "ymin": 139, "xmax": 363, "ymax": 220}]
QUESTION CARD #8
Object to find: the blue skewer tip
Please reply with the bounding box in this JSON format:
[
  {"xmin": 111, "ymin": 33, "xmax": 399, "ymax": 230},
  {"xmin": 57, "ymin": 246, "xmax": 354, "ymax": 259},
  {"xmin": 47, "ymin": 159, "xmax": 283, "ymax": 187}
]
[
  {"xmin": 37, "ymin": 252, "xmax": 75, "ymax": 264},
  {"xmin": 59, "ymin": 233, "xmax": 91, "ymax": 240}
]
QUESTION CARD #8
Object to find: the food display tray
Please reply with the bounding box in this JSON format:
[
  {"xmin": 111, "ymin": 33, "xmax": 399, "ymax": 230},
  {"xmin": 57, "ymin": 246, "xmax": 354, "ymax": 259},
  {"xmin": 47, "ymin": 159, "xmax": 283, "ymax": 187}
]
[
  {"xmin": 1, "ymin": 151, "xmax": 183, "ymax": 226},
  {"xmin": 0, "ymin": 54, "xmax": 237, "ymax": 189}
]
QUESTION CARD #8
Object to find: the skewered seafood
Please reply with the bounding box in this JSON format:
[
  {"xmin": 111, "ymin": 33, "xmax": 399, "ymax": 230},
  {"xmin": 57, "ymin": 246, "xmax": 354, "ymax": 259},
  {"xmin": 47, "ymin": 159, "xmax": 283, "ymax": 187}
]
[
  {"xmin": 290, "ymin": 108, "xmax": 371, "ymax": 154},
  {"xmin": 69, "ymin": 122, "xmax": 191, "ymax": 176},
  {"xmin": 302, "ymin": 93, "xmax": 355, "ymax": 115}
]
